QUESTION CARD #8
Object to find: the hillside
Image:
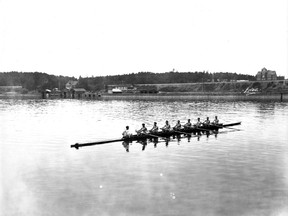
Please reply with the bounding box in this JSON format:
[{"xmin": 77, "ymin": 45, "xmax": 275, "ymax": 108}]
[{"xmin": 136, "ymin": 81, "xmax": 288, "ymax": 94}]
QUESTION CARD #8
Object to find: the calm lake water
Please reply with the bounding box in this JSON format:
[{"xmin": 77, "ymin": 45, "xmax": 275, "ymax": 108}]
[{"xmin": 1, "ymin": 99, "xmax": 288, "ymax": 216}]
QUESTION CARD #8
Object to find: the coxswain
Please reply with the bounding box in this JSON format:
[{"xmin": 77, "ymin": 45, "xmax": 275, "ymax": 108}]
[
  {"xmin": 136, "ymin": 123, "xmax": 148, "ymax": 134},
  {"xmin": 203, "ymin": 117, "xmax": 210, "ymax": 126},
  {"xmin": 161, "ymin": 120, "xmax": 171, "ymax": 132},
  {"xmin": 212, "ymin": 116, "xmax": 219, "ymax": 125},
  {"xmin": 173, "ymin": 120, "xmax": 182, "ymax": 130},
  {"xmin": 122, "ymin": 126, "xmax": 132, "ymax": 138},
  {"xmin": 150, "ymin": 122, "xmax": 159, "ymax": 133},
  {"xmin": 184, "ymin": 119, "xmax": 192, "ymax": 129},
  {"xmin": 195, "ymin": 118, "xmax": 202, "ymax": 127}
]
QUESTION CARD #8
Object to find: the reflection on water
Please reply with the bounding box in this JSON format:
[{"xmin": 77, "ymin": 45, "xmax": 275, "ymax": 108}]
[
  {"xmin": 127, "ymin": 133, "xmax": 221, "ymax": 152},
  {"xmin": 1, "ymin": 99, "xmax": 288, "ymax": 216},
  {"xmin": 122, "ymin": 141, "xmax": 130, "ymax": 152}
]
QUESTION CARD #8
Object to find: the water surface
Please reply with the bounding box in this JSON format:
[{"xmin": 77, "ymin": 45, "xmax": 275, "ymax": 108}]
[{"xmin": 1, "ymin": 99, "xmax": 288, "ymax": 216}]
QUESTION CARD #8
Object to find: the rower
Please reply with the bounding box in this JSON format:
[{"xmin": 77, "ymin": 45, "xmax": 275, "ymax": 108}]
[
  {"xmin": 173, "ymin": 120, "xmax": 182, "ymax": 130},
  {"xmin": 122, "ymin": 126, "xmax": 132, "ymax": 138},
  {"xmin": 150, "ymin": 122, "xmax": 159, "ymax": 133},
  {"xmin": 203, "ymin": 117, "xmax": 210, "ymax": 126},
  {"xmin": 195, "ymin": 118, "xmax": 202, "ymax": 127},
  {"xmin": 136, "ymin": 123, "xmax": 148, "ymax": 134},
  {"xmin": 183, "ymin": 119, "xmax": 192, "ymax": 129},
  {"xmin": 161, "ymin": 120, "xmax": 171, "ymax": 132},
  {"xmin": 212, "ymin": 116, "xmax": 219, "ymax": 125}
]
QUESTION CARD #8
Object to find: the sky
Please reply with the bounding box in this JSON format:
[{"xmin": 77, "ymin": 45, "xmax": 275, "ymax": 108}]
[{"xmin": 0, "ymin": 0, "xmax": 287, "ymax": 78}]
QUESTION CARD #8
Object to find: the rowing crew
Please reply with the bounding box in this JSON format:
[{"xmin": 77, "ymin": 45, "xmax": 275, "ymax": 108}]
[{"xmin": 122, "ymin": 116, "xmax": 219, "ymax": 138}]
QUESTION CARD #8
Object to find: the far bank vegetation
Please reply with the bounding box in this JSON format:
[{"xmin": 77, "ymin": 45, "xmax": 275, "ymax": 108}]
[{"xmin": 1, "ymin": 71, "xmax": 287, "ymax": 94}]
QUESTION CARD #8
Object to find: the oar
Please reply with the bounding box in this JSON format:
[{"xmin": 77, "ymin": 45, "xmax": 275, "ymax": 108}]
[
  {"xmin": 224, "ymin": 126, "xmax": 241, "ymax": 130},
  {"xmin": 223, "ymin": 121, "xmax": 241, "ymax": 127},
  {"xmin": 195, "ymin": 127, "xmax": 212, "ymax": 132},
  {"xmin": 71, "ymin": 138, "xmax": 124, "ymax": 149},
  {"xmin": 144, "ymin": 132, "xmax": 168, "ymax": 140},
  {"xmin": 211, "ymin": 122, "xmax": 241, "ymax": 130},
  {"xmin": 217, "ymin": 128, "xmax": 241, "ymax": 134},
  {"xmin": 174, "ymin": 130, "xmax": 191, "ymax": 135}
]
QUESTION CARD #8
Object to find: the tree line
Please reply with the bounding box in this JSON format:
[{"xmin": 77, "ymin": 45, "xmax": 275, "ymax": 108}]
[
  {"xmin": 77, "ymin": 71, "xmax": 256, "ymax": 91},
  {"xmin": 0, "ymin": 72, "xmax": 76, "ymax": 91},
  {"xmin": 0, "ymin": 71, "xmax": 255, "ymax": 91}
]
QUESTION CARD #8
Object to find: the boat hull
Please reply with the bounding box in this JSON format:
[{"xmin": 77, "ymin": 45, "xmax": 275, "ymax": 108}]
[
  {"xmin": 71, "ymin": 122, "xmax": 241, "ymax": 148},
  {"xmin": 123, "ymin": 122, "xmax": 241, "ymax": 141}
]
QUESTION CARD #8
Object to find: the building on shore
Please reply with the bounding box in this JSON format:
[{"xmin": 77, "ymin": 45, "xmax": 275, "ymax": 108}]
[
  {"xmin": 65, "ymin": 80, "xmax": 78, "ymax": 90},
  {"xmin": 72, "ymin": 88, "xmax": 86, "ymax": 98},
  {"xmin": 106, "ymin": 84, "xmax": 159, "ymax": 94},
  {"xmin": 60, "ymin": 88, "xmax": 86, "ymax": 98},
  {"xmin": 256, "ymin": 68, "xmax": 277, "ymax": 81},
  {"xmin": 107, "ymin": 85, "xmax": 135, "ymax": 94}
]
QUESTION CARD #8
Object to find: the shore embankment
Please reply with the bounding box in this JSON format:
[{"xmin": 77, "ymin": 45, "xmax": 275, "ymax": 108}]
[
  {"xmin": 100, "ymin": 92, "xmax": 287, "ymax": 102},
  {"xmin": 101, "ymin": 80, "xmax": 288, "ymax": 102},
  {"xmin": 1, "ymin": 92, "xmax": 286, "ymax": 102},
  {"xmin": 1, "ymin": 80, "xmax": 287, "ymax": 102},
  {"xmin": 136, "ymin": 80, "xmax": 287, "ymax": 93},
  {"xmin": 0, "ymin": 92, "xmax": 41, "ymax": 99}
]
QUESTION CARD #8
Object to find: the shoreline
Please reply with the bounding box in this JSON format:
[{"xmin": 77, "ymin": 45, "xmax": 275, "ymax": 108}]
[
  {"xmin": 0, "ymin": 92, "xmax": 287, "ymax": 102},
  {"xmin": 0, "ymin": 93, "xmax": 42, "ymax": 99},
  {"xmin": 99, "ymin": 93, "xmax": 287, "ymax": 102}
]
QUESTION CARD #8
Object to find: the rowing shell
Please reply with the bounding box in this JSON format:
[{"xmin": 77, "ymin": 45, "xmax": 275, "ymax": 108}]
[{"xmin": 71, "ymin": 122, "xmax": 241, "ymax": 149}]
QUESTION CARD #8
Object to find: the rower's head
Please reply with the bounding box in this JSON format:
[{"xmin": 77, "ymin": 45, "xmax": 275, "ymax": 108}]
[
  {"xmin": 166, "ymin": 120, "xmax": 169, "ymax": 124},
  {"xmin": 142, "ymin": 123, "xmax": 145, "ymax": 127},
  {"xmin": 154, "ymin": 122, "xmax": 157, "ymax": 125},
  {"xmin": 177, "ymin": 120, "xmax": 180, "ymax": 123},
  {"xmin": 188, "ymin": 119, "xmax": 190, "ymax": 122},
  {"xmin": 197, "ymin": 117, "xmax": 200, "ymax": 121},
  {"xmin": 215, "ymin": 116, "xmax": 218, "ymax": 119},
  {"xmin": 126, "ymin": 126, "xmax": 129, "ymax": 130},
  {"xmin": 207, "ymin": 117, "xmax": 209, "ymax": 120}
]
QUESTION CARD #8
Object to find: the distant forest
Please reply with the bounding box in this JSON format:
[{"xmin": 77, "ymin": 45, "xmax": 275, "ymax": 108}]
[
  {"xmin": 0, "ymin": 72, "xmax": 76, "ymax": 91},
  {"xmin": 0, "ymin": 71, "xmax": 256, "ymax": 91},
  {"xmin": 78, "ymin": 72, "xmax": 255, "ymax": 91}
]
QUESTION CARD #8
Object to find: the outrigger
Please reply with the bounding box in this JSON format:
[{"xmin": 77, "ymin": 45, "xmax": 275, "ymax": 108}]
[{"xmin": 71, "ymin": 122, "xmax": 241, "ymax": 149}]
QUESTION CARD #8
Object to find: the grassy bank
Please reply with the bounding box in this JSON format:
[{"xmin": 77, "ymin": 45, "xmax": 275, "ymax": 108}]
[
  {"xmin": 136, "ymin": 80, "xmax": 288, "ymax": 94},
  {"xmin": 98, "ymin": 81, "xmax": 288, "ymax": 102}
]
